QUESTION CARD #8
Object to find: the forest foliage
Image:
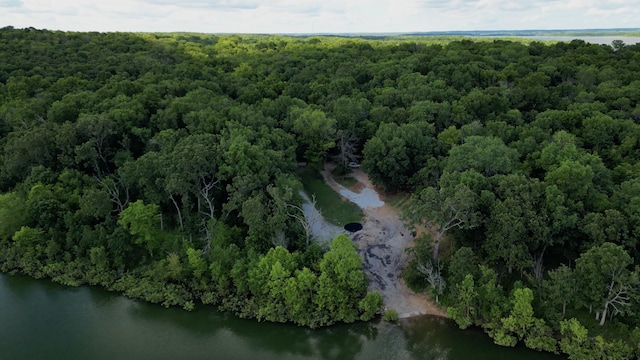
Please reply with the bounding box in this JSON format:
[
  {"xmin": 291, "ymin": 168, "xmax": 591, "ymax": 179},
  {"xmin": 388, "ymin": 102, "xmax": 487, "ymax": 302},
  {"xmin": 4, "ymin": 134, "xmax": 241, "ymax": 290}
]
[{"xmin": 1, "ymin": 27, "xmax": 640, "ymax": 355}]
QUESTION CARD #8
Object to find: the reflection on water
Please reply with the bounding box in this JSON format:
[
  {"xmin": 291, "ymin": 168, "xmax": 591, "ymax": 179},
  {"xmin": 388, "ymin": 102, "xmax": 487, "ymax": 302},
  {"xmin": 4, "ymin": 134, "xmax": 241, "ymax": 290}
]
[{"xmin": 0, "ymin": 274, "xmax": 561, "ymax": 360}]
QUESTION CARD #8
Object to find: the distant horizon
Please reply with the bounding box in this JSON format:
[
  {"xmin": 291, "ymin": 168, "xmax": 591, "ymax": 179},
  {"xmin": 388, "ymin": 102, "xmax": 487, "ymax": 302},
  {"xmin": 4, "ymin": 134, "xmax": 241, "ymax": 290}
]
[
  {"xmin": 5, "ymin": 25, "xmax": 640, "ymax": 37},
  {"xmin": 284, "ymin": 28, "xmax": 640, "ymax": 36},
  {"xmin": 1, "ymin": 1, "xmax": 639, "ymax": 34}
]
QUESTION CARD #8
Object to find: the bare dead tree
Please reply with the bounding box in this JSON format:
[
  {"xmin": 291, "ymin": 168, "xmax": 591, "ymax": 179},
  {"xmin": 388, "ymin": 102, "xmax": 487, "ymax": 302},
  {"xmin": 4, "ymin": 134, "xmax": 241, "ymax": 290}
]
[
  {"xmin": 95, "ymin": 175, "xmax": 129, "ymax": 213},
  {"xmin": 92, "ymin": 125, "xmax": 111, "ymax": 169},
  {"xmin": 195, "ymin": 175, "xmax": 220, "ymax": 250},
  {"xmin": 530, "ymin": 247, "xmax": 546, "ymax": 300},
  {"xmin": 271, "ymin": 230, "xmax": 289, "ymax": 248},
  {"xmin": 417, "ymin": 259, "xmax": 446, "ymax": 303},
  {"xmin": 80, "ymin": 115, "xmax": 115, "ymax": 174},
  {"xmin": 169, "ymin": 193, "xmax": 185, "ymax": 242},
  {"xmin": 598, "ymin": 271, "xmax": 633, "ymax": 326},
  {"xmin": 197, "ymin": 175, "xmax": 219, "ymax": 221},
  {"xmin": 287, "ymin": 194, "xmax": 318, "ymax": 249},
  {"xmin": 532, "ymin": 249, "xmax": 545, "ymax": 282},
  {"xmin": 199, "ymin": 218, "xmax": 211, "ymax": 251},
  {"xmin": 333, "ymin": 130, "xmax": 359, "ymax": 168}
]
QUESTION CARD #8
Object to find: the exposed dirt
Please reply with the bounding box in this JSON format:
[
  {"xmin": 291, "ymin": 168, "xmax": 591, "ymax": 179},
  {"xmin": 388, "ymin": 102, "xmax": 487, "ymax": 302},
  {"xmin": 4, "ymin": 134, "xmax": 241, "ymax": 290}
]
[{"xmin": 321, "ymin": 164, "xmax": 447, "ymax": 318}]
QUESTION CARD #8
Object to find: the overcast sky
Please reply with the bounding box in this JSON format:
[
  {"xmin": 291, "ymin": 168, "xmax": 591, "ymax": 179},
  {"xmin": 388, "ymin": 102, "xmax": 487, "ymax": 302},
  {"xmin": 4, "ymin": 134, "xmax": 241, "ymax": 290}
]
[{"xmin": 1, "ymin": 0, "xmax": 639, "ymax": 34}]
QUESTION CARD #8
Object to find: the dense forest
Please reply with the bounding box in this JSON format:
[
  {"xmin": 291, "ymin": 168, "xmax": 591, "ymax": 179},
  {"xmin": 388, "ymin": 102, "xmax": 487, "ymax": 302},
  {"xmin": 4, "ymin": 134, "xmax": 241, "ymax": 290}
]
[{"xmin": 1, "ymin": 26, "xmax": 640, "ymax": 358}]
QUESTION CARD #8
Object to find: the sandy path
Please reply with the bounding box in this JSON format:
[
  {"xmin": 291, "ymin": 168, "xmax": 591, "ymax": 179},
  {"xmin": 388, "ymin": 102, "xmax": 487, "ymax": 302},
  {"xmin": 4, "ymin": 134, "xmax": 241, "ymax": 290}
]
[{"xmin": 320, "ymin": 165, "xmax": 446, "ymax": 318}]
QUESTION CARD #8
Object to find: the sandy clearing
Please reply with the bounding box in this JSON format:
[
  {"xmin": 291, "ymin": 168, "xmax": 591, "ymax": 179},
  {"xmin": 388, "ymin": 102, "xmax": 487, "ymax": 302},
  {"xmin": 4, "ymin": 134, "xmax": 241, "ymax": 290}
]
[{"xmin": 321, "ymin": 164, "xmax": 447, "ymax": 318}]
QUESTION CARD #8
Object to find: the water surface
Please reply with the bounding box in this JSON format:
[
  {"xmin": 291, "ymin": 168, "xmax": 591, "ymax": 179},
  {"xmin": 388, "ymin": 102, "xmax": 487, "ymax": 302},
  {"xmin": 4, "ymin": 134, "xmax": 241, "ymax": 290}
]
[
  {"xmin": 472, "ymin": 35, "xmax": 640, "ymax": 45},
  {"xmin": 0, "ymin": 273, "xmax": 562, "ymax": 360}
]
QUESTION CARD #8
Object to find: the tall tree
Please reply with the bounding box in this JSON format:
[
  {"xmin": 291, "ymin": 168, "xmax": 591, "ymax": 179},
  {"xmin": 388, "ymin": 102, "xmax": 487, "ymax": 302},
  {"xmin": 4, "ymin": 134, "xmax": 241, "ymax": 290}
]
[
  {"xmin": 290, "ymin": 106, "xmax": 336, "ymax": 171},
  {"xmin": 444, "ymin": 136, "xmax": 518, "ymax": 177},
  {"xmin": 447, "ymin": 274, "xmax": 476, "ymax": 329},
  {"xmin": 502, "ymin": 287, "xmax": 535, "ymax": 341},
  {"xmin": 0, "ymin": 191, "xmax": 27, "ymax": 240},
  {"xmin": 485, "ymin": 174, "xmax": 550, "ymax": 275},
  {"xmin": 407, "ymin": 184, "xmax": 479, "ymax": 260},
  {"xmin": 362, "ymin": 121, "xmax": 439, "ymax": 191},
  {"xmin": 118, "ymin": 200, "xmax": 162, "ymax": 257},
  {"xmin": 315, "ymin": 235, "xmax": 367, "ymax": 324},
  {"xmin": 574, "ymin": 242, "xmax": 637, "ymax": 325},
  {"xmin": 543, "ymin": 265, "xmax": 575, "ymax": 318}
]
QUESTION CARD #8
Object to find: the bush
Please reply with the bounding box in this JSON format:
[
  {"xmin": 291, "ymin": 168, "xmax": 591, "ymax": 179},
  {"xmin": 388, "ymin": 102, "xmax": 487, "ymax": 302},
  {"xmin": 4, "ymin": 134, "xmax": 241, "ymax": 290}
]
[
  {"xmin": 383, "ymin": 309, "xmax": 399, "ymax": 322},
  {"xmin": 403, "ymin": 258, "xmax": 428, "ymax": 292},
  {"xmin": 183, "ymin": 300, "xmax": 195, "ymax": 311},
  {"xmin": 359, "ymin": 291, "xmax": 384, "ymax": 321}
]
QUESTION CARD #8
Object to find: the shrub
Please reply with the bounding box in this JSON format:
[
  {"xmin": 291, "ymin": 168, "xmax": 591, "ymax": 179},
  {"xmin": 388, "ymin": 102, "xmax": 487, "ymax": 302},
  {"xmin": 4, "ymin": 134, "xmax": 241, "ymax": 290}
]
[{"xmin": 383, "ymin": 309, "xmax": 399, "ymax": 322}]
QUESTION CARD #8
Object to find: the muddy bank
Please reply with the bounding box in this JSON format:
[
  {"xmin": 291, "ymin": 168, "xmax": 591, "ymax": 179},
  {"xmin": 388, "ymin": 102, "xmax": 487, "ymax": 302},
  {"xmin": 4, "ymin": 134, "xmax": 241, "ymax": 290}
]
[
  {"xmin": 299, "ymin": 191, "xmax": 345, "ymax": 244},
  {"xmin": 320, "ymin": 165, "xmax": 447, "ymax": 318}
]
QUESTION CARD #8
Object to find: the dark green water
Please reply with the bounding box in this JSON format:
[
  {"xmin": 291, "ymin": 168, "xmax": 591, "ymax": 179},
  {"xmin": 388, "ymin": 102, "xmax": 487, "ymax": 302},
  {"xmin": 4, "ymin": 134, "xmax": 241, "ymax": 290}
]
[{"xmin": 0, "ymin": 273, "xmax": 562, "ymax": 360}]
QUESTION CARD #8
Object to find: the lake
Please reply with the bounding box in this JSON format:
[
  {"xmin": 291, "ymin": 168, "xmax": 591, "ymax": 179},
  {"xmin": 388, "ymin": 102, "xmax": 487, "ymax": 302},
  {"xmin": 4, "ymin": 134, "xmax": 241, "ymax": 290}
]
[
  {"xmin": 524, "ymin": 36, "xmax": 640, "ymax": 45},
  {"xmin": 473, "ymin": 35, "xmax": 640, "ymax": 46},
  {"xmin": 0, "ymin": 273, "xmax": 562, "ymax": 360}
]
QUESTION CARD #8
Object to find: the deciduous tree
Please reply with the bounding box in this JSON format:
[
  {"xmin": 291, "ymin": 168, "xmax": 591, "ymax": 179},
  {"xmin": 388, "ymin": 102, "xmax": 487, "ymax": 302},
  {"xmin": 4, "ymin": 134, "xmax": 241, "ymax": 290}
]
[
  {"xmin": 408, "ymin": 184, "xmax": 479, "ymax": 260},
  {"xmin": 118, "ymin": 200, "xmax": 162, "ymax": 257},
  {"xmin": 574, "ymin": 242, "xmax": 637, "ymax": 325}
]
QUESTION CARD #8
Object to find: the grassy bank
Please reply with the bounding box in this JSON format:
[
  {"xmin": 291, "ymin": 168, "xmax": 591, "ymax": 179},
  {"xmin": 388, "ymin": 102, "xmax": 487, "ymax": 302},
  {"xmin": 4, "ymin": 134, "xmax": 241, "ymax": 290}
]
[
  {"xmin": 298, "ymin": 168, "xmax": 364, "ymax": 226},
  {"xmin": 332, "ymin": 171, "xmax": 359, "ymax": 189}
]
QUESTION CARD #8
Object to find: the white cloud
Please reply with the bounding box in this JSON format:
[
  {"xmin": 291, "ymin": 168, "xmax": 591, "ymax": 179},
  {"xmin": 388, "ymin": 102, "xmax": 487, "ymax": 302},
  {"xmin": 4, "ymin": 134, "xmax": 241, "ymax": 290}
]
[
  {"xmin": 586, "ymin": 6, "xmax": 637, "ymax": 17},
  {"xmin": 0, "ymin": 0, "xmax": 638, "ymax": 33},
  {"xmin": 0, "ymin": 0, "xmax": 22, "ymax": 7},
  {"xmin": 143, "ymin": 0, "xmax": 261, "ymax": 11}
]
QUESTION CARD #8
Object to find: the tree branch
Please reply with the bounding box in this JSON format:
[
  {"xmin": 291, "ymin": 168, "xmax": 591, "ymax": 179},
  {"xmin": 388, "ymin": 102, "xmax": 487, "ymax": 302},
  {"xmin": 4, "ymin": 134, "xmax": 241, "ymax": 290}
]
[{"xmin": 95, "ymin": 174, "xmax": 129, "ymax": 213}]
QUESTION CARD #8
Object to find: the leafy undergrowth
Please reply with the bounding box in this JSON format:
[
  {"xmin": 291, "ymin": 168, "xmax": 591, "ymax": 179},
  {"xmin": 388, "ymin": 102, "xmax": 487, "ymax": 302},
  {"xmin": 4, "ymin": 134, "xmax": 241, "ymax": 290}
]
[
  {"xmin": 402, "ymin": 258, "xmax": 429, "ymax": 293},
  {"xmin": 299, "ymin": 168, "xmax": 364, "ymax": 226},
  {"xmin": 385, "ymin": 192, "xmax": 411, "ymax": 212},
  {"xmin": 333, "ymin": 173, "xmax": 358, "ymax": 188},
  {"xmin": 330, "ymin": 165, "xmax": 359, "ymax": 188},
  {"xmin": 569, "ymin": 308, "xmax": 635, "ymax": 343}
]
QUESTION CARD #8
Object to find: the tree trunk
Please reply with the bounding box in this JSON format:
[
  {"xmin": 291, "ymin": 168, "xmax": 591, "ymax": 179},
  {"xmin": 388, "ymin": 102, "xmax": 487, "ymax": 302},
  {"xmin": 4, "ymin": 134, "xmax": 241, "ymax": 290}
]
[
  {"xmin": 433, "ymin": 232, "xmax": 443, "ymax": 260},
  {"xmin": 600, "ymin": 306, "xmax": 608, "ymax": 326},
  {"xmin": 169, "ymin": 194, "xmax": 184, "ymax": 242},
  {"xmin": 562, "ymin": 302, "xmax": 566, "ymax": 317},
  {"xmin": 532, "ymin": 249, "xmax": 545, "ymax": 301}
]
